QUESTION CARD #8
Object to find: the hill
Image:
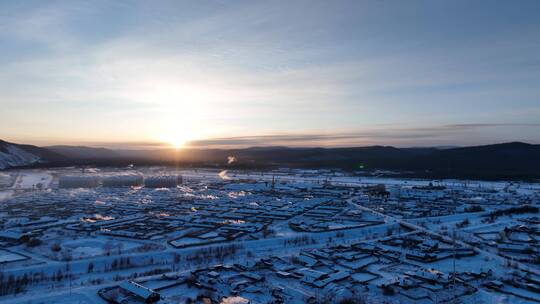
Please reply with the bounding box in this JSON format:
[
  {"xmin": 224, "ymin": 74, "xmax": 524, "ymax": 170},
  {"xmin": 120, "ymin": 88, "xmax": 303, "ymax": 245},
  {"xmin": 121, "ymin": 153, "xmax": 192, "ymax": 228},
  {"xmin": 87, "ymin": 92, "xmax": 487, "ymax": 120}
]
[
  {"xmin": 2, "ymin": 140, "xmax": 540, "ymax": 179},
  {"xmin": 134, "ymin": 142, "xmax": 540, "ymax": 179},
  {"xmin": 0, "ymin": 140, "xmax": 65, "ymax": 170},
  {"xmin": 46, "ymin": 145, "xmax": 118, "ymax": 159}
]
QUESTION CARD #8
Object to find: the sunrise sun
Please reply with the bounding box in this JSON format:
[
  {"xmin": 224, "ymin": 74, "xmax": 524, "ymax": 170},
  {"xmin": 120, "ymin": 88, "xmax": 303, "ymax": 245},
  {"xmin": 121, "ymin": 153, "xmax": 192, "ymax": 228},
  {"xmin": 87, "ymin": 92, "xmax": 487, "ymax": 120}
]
[{"xmin": 159, "ymin": 134, "xmax": 190, "ymax": 149}]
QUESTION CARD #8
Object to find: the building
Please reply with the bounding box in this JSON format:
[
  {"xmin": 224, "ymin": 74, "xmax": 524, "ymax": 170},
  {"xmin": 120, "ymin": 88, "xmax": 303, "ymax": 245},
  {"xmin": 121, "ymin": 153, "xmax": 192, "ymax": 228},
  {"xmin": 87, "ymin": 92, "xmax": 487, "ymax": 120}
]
[
  {"xmin": 102, "ymin": 174, "xmax": 144, "ymax": 187},
  {"xmin": 144, "ymin": 175, "xmax": 182, "ymax": 188},
  {"xmin": 119, "ymin": 281, "xmax": 160, "ymax": 303},
  {"xmin": 58, "ymin": 175, "xmax": 99, "ymax": 188}
]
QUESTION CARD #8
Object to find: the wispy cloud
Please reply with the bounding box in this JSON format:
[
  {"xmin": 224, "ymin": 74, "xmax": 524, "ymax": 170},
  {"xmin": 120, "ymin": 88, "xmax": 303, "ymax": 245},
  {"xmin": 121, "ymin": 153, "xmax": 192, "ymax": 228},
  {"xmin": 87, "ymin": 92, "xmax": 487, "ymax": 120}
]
[
  {"xmin": 181, "ymin": 124, "xmax": 540, "ymax": 148},
  {"xmin": 444, "ymin": 123, "xmax": 540, "ymax": 128}
]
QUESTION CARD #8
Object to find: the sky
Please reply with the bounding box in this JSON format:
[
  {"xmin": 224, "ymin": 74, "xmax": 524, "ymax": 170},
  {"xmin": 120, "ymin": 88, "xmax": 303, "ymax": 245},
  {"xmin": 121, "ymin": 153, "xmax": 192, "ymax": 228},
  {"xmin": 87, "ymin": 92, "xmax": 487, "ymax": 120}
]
[{"xmin": 1, "ymin": 0, "xmax": 540, "ymax": 149}]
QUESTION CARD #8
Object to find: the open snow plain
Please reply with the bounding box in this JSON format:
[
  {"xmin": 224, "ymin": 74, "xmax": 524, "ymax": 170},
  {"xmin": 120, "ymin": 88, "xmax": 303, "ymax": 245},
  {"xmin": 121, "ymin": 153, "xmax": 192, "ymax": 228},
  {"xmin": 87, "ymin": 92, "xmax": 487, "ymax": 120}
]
[{"xmin": 0, "ymin": 167, "xmax": 539, "ymax": 303}]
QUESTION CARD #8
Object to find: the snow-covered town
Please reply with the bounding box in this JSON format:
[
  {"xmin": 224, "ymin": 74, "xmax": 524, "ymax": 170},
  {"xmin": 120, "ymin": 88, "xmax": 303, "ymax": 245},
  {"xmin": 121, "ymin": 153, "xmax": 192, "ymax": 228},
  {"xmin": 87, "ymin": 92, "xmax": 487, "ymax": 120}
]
[
  {"xmin": 0, "ymin": 167, "xmax": 539, "ymax": 303},
  {"xmin": 3, "ymin": 0, "xmax": 540, "ymax": 303}
]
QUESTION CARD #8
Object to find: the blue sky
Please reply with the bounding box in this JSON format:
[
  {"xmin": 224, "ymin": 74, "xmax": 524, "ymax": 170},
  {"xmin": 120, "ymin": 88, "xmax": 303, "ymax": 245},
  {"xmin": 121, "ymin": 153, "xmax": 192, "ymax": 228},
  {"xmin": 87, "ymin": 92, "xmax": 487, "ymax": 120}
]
[{"xmin": 1, "ymin": 0, "xmax": 539, "ymax": 148}]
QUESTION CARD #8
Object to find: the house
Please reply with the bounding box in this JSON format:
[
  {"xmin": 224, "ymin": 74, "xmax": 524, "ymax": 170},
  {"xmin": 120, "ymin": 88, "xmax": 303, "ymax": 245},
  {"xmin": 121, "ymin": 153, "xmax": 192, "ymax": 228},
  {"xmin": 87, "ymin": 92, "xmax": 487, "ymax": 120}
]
[
  {"xmin": 119, "ymin": 281, "xmax": 160, "ymax": 303},
  {"xmin": 497, "ymin": 243, "xmax": 532, "ymax": 253},
  {"xmin": 0, "ymin": 230, "xmax": 31, "ymax": 242},
  {"xmin": 231, "ymin": 279, "xmax": 250, "ymax": 291},
  {"xmin": 276, "ymin": 271, "xmax": 295, "ymax": 278},
  {"xmin": 308, "ymin": 249, "xmax": 331, "ymax": 260},
  {"xmin": 407, "ymin": 268, "xmax": 449, "ymax": 284},
  {"xmin": 313, "ymin": 270, "xmax": 351, "ymax": 288},
  {"xmin": 380, "ymin": 276, "xmax": 419, "ymax": 290},
  {"xmin": 338, "ymin": 256, "xmax": 378, "ymax": 270},
  {"xmin": 483, "ymin": 280, "xmax": 504, "ymax": 290},
  {"xmin": 297, "ymin": 254, "xmax": 319, "ymax": 267},
  {"xmin": 351, "ymin": 272, "xmax": 378, "ymax": 284},
  {"xmin": 241, "ymin": 272, "xmax": 263, "ymax": 282},
  {"xmin": 420, "ymin": 239, "xmax": 439, "ymax": 251},
  {"xmin": 406, "ymin": 251, "xmax": 438, "ymax": 263},
  {"xmin": 297, "ymin": 268, "xmax": 328, "ymax": 285},
  {"xmin": 207, "ymin": 271, "xmax": 220, "ymax": 278}
]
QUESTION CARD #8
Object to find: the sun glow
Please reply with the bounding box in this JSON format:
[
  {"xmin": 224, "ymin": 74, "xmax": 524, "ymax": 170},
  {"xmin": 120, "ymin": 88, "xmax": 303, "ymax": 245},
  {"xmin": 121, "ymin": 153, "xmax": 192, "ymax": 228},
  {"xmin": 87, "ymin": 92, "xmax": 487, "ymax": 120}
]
[
  {"xmin": 159, "ymin": 133, "xmax": 191, "ymax": 149},
  {"xmin": 169, "ymin": 138, "xmax": 185, "ymax": 149}
]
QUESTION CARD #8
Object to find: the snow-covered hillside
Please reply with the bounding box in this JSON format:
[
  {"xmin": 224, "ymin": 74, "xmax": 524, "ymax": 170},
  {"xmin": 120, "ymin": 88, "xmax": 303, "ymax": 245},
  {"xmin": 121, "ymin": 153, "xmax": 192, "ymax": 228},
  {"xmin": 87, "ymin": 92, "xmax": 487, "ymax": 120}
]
[
  {"xmin": 0, "ymin": 140, "xmax": 67, "ymax": 170},
  {"xmin": 0, "ymin": 142, "xmax": 41, "ymax": 169}
]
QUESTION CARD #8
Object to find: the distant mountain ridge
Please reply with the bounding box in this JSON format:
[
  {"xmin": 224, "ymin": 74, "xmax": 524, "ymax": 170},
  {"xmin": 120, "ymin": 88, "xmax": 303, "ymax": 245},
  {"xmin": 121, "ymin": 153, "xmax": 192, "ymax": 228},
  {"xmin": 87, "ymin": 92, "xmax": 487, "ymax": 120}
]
[
  {"xmin": 1, "ymin": 139, "xmax": 540, "ymax": 179},
  {"xmin": 46, "ymin": 145, "xmax": 118, "ymax": 159}
]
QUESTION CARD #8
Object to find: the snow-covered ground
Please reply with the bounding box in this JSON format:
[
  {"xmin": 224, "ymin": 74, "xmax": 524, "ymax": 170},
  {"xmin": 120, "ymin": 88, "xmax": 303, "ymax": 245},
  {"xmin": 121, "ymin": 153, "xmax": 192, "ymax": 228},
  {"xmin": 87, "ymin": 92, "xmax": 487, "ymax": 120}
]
[
  {"xmin": 12, "ymin": 171, "xmax": 53, "ymax": 190},
  {"xmin": 0, "ymin": 167, "xmax": 538, "ymax": 303}
]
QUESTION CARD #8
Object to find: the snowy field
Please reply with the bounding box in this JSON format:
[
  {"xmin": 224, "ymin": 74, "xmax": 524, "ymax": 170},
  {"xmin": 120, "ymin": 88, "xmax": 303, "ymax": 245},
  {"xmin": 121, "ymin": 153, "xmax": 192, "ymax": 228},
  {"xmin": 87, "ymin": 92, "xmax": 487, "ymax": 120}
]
[{"xmin": 13, "ymin": 171, "xmax": 54, "ymax": 190}]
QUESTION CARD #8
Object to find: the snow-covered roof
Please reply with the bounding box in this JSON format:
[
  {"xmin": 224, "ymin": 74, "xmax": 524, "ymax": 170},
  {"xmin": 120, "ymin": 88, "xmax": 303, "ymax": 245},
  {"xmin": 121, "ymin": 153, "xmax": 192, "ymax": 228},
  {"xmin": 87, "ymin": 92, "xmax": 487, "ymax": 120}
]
[
  {"xmin": 0, "ymin": 230, "xmax": 29, "ymax": 240},
  {"xmin": 119, "ymin": 281, "xmax": 159, "ymax": 300}
]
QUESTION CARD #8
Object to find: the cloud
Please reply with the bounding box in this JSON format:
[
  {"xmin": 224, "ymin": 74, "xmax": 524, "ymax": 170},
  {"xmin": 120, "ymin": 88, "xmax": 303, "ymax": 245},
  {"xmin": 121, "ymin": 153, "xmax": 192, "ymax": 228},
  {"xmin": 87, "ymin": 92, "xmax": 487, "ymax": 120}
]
[
  {"xmin": 184, "ymin": 123, "xmax": 540, "ymax": 148},
  {"xmin": 444, "ymin": 123, "xmax": 540, "ymax": 129}
]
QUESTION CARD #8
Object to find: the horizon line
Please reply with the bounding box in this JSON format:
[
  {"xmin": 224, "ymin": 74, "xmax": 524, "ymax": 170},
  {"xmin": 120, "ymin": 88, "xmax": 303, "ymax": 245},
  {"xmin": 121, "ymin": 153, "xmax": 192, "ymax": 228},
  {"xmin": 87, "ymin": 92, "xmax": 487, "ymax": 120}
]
[{"xmin": 3, "ymin": 137, "xmax": 538, "ymax": 151}]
